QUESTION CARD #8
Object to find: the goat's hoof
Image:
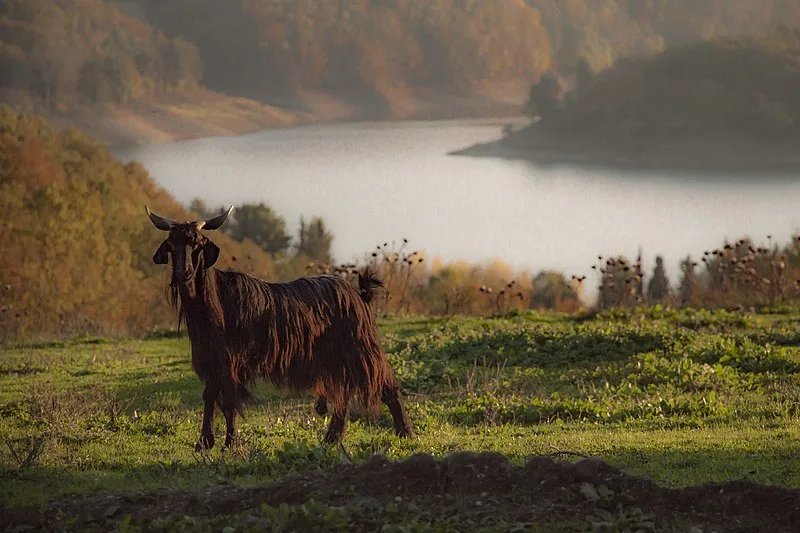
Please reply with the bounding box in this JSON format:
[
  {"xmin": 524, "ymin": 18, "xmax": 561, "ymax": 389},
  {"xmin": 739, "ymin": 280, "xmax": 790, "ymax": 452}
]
[
  {"xmin": 224, "ymin": 433, "xmax": 240, "ymax": 448},
  {"xmin": 323, "ymin": 432, "xmax": 342, "ymax": 446},
  {"xmin": 314, "ymin": 398, "xmax": 328, "ymax": 415},
  {"xmin": 195, "ymin": 434, "xmax": 215, "ymax": 451},
  {"xmin": 397, "ymin": 428, "xmax": 415, "ymax": 439}
]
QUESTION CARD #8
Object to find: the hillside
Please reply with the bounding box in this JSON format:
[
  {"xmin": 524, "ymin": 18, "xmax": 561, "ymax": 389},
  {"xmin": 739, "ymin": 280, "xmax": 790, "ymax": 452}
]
[
  {"xmin": 134, "ymin": 0, "xmax": 553, "ymax": 110},
  {"xmin": 0, "ymin": 0, "xmax": 553, "ymax": 145},
  {"xmin": 542, "ymin": 27, "xmax": 800, "ymax": 138},
  {"xmin": 0, "ymin": 106, "xmax": 278, "ymax": 341},
  {"xmin": 135, "ymin": 0, "xmax": 800, "ymax": 100},
  {"xmin": 455, "ymin": 27, "xmax": 800, "ymax": 174},
  {"xmin": 3, "ymin": 1, "xmax": 800, "ymax": 146},
  {"xmin": 529, "ymin": 0, "xmax": 800, "ymax": 72}
]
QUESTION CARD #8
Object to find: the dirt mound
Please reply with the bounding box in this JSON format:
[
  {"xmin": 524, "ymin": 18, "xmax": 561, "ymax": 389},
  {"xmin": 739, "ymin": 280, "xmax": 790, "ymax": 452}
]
[{"xmin": 4, "ymin": 453, "xmax": 800, "ymax": 532}]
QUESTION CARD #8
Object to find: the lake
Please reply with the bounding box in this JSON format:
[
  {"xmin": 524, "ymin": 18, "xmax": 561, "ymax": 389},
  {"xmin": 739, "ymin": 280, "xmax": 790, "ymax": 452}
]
[{"xmin": 116, "ymin": 118, "xmax": 800, "ymax": 299}]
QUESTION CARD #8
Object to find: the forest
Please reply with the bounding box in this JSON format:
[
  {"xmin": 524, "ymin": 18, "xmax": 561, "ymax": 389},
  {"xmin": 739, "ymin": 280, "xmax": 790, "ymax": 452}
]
[
  {"xmin": 2, "ymin": 0, "xmax": 800, "ymax": 118},
  {"xmin": 524, "ymin": 26, "xmax": 800, "ymax": 139},
  {"xmin": 0, "ymin": 0, "xmax": 202, "ymax": 111}
]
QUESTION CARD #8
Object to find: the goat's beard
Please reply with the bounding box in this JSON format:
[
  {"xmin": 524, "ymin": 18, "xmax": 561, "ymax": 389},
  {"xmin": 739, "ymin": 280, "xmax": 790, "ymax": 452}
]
[
  {"xmin": 167, "ymin": 268, "xmax": 197, "ymax": 331},
  {"xmin": 165, "ymin": 263, "xmax": 224, "ymax": 333}
]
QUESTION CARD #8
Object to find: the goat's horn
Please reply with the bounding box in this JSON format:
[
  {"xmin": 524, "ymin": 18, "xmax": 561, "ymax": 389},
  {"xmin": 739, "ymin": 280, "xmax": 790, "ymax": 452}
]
[
  {"xmin": 198, "ymin": 205, "xmax": 234, "ymax": 231},
  {"xmin": 145, "ymin": 205, "xmax": 176, "ymax": 231}
]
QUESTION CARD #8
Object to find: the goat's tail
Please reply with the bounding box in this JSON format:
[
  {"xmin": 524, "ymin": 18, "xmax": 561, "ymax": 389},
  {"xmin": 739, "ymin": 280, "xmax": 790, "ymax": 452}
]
[{"xmin": 357, "ymin": 266, "xmax": 383, "ymax": 304}]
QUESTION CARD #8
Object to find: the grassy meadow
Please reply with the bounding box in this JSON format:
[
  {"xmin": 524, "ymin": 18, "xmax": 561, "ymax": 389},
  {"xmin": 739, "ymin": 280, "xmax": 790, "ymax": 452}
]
[{"xmin": 2, "ymin": 307, "xmax": 800, "ymax": 531}]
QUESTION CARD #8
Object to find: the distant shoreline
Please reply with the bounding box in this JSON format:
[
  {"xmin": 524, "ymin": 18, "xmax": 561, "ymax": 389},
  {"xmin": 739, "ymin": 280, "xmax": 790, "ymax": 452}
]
[
  {"xmin": 451, "ymin": 126, "xmax": 800, "ymax": 177},
  {"xmin": 37, "ymin": 85, "xmax": 526, "ymax": 151}
]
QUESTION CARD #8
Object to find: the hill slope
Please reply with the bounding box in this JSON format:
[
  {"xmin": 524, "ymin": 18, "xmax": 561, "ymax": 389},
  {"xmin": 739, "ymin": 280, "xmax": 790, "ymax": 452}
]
[
  {"xmin": 138, "ymin": 1, "xmax": 552, "ymax": 94},
  {"xmin": 454, "ymin": 28, "xmax": 800, "ymax": 174},
  {"xmin": 545, "ymin": 27, "xmax": 800, "ymax": 138},
  {"xmin": 0, "ymin": 106, "xmax": 277, "ymax": 341},
  {"xmin": 0, "ymin": 0, "xmax": 315, "ymax": 146},
  {"xmin": 3, "ymin": 1, "xmax": 800, "ymax": 146}
]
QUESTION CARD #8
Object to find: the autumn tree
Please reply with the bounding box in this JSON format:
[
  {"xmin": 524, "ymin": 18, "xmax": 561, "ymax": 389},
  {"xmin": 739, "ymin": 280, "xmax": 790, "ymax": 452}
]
[
  {"xmin": 530, "ymin": 271, "xmax": 580, "ymax": 311},
  {"xmin": 29, "ymin": 34, "xmax": 82, "ymax": 109},
  {"xmin": 0, "ymin": 0, "xmax": 205, "ymax": 109},
  {"xmin": 297, "ymin": 216, "xmax": 334, "ymax": 264},
  {"xmin": 225, "ymin": 203, "xmax": 291, "ymax": 256},
  {"xmin": 426, "ymin": 262, "xmax": 476, "ymax": 316},
  {"xmin": 162, "ymin": 37, "xmax": 203, "ymax": 89},
  {"xmin": 189, "ymin": 198, "xmax": 212, "ymax": 218},
  {"xmin": 0, "ymin": 106, "xmax": 277, "ymax": 341}
]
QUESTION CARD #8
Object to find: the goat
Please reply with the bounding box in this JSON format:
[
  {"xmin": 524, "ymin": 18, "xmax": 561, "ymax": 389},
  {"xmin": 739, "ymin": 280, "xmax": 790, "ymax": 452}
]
[{"xmin": 145, "ymin": 205, "xmax": 414, "ymax": 450}]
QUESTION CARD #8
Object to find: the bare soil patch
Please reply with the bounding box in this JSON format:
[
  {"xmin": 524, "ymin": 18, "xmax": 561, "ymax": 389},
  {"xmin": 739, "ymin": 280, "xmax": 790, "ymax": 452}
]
[{"xmin": 3, "ymin": 453, "xmax": 799, "ymax": 532}]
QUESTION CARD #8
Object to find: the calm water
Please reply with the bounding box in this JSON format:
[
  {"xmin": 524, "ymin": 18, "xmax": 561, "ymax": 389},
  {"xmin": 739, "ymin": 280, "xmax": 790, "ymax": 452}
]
[{"xmin": 116, "ymin": 118, "xmax": 800, "ymax": 296}]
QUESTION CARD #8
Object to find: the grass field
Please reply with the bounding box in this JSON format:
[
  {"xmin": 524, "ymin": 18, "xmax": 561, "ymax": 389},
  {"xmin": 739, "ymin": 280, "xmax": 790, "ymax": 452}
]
[{"xmin": 2, "ymin": 307, "xmax": 800, "ymax": 531}]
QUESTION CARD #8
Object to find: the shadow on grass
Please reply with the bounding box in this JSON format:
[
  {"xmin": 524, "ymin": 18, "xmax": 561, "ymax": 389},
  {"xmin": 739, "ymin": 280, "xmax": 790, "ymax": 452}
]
[
  {"xmin": 0, "ymin": 436, "xmax": 343, "ymax": 508},
  {"xmin": 111, "ymin": 375, "xmax": 311, "ymax": 411},
  {"xmin": 417, "ymin": 328, "xmax": 669, "ymax": 369},
  {"xmin": 605, "ymin": 443, "xmax": 800, "ymax": 489},
  {"xmin": 110, "ymin": 375, "xmax": 205, "ymax": 407},
  {"xmin": 3, "ymin": 443, "xmax": 800, "ymax": 533}
]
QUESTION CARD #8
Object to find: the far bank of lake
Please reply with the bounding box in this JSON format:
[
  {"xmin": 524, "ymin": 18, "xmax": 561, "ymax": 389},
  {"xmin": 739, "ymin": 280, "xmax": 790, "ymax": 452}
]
[
  {"xmin": 116, "ymin": 118, "xmax": 800, "ymax": 298},
  {"xmin": 451, "ymin": 126, "xmax": 800, "ymax": 177}
]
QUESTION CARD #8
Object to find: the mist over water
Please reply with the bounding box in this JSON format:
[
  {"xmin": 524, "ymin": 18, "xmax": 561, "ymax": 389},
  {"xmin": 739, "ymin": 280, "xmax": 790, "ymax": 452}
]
[{"xmin": 116, "ymin": 119, "xmax": 800, "ymax": 298}]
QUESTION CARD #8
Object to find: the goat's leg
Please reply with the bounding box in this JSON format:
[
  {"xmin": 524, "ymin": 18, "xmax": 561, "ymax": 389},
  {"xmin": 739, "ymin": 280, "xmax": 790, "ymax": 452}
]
[
  {"xmin": 323, "ymin": 397, "xmax": 350, "ymax": 445},
  {"xmin": 196, "ymin": 381, "xmax": 219, "ymax": 451},
  {"xmin": 220, "ymin": 388, "xmax": 240, "ymax": 448},
  {"xmin": 314, "ymin": 396, "xmax": 328, "ymax": 415},
  {"xmin": 382, "ymin": 382, "xmax": 414, "ymax": 438},
  {"xmin": 223, "ymin": 408, "xmax": 237, "ymax": 448}
]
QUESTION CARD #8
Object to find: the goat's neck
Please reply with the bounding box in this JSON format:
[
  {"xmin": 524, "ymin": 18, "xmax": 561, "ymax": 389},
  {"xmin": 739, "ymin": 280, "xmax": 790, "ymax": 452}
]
[
  {"xmin": 179, "ymin": 268, "xmax": 224, "ymax": 328},
  {"xmin": 177, "ymin": 275, "xmax": 200, "ymax": 304}
]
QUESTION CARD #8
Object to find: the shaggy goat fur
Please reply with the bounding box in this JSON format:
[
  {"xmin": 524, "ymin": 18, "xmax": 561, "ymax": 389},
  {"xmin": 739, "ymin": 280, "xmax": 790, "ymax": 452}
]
[{"xmin": 150, "ymin": 216, "xmax": 413, "ymax": 449}]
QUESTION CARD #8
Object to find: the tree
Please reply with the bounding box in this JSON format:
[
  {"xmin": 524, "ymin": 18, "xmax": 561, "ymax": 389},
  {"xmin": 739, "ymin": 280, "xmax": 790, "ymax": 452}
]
[
  {"xmin": 297, "ymin": 216, "xmax": 333, "ymax": 264},
  {"xmin": 524, "ymin": 71, "xmax": 561, "ymax": 121},
  {"xmin": 162, "ymin": 37, "xmax": 203, "ymax": 89},
  {"xmin": 135, "ymin": 46, "xmax": 167, "ymax": 93},
  {"xmin": 227, "ymin": 203, "xmax": 291, "ymax": 255},
  {"xmin": 29, "ymin": 33, "xmax": 82, "ymax": 109},
  {"xmin": 426, "ymin": 263, "xmax": 475, "ymax": 316},
  {"xmin": 77, "ymin": 56, "xmax": 135, "ymax": 104},
  {"xmin": 574, "ymin": 56, "xmax": 594, "ymax": 96},
  {"xmin": 678, "ymin": 255, "xmax": 701, "ymax": 306},
  {"xmin": 189, "ymin": 197, "xmax": 211, "ymax": 218},
  {"xmin": 530, "ymin": 270, "xmax": 580, "ymax": 311},
  {"xmin": 647, "ymin": 255, "xmax": 671, "ymax": 302}
]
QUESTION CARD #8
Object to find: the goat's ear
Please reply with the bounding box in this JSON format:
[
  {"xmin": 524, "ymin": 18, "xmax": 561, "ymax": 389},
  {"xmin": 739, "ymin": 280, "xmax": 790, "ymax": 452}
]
[
  {"xmin": 202, "ymin": 240, "xmax": 220, "ymax": 268},
  {"xmin": 153, "ymin": 240, "xmax": 170, "ymax": 265}
]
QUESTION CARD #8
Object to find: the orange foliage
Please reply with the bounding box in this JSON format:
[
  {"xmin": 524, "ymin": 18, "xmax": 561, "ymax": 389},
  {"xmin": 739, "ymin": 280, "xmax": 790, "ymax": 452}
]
[
  {"xmin": 0, "ymin": 107, "xmax": 276, "ymax": 342},
  {"xmin": 0, "ymin": 0, "xmax": 203, "ymax": 110}
]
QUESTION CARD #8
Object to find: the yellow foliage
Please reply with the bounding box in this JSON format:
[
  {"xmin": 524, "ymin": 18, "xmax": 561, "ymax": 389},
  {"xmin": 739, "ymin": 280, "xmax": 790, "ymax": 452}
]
[
  {"xmin": 0, "ymin": 0, "xmax": 203, "ymax": 110},
  {"xmin": 0, "ymin": 107, "xmax": 275, "ymax": 342}
]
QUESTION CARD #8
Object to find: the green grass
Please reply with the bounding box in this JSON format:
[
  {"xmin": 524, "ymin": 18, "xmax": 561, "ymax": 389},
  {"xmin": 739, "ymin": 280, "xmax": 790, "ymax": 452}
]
[{"xmin": 2, "ymin": 307, "xmax": 800, "ymax": 529}]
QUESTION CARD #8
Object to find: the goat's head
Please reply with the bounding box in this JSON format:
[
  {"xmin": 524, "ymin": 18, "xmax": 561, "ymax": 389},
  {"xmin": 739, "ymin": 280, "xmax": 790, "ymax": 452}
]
[{"xmin": 145, "ymin": 205, "xmax": 234, "ymax": 285}]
